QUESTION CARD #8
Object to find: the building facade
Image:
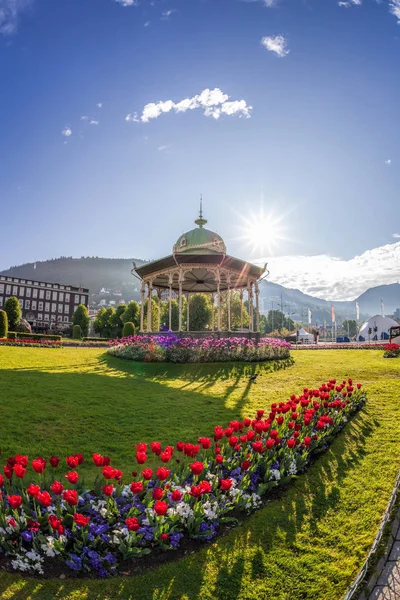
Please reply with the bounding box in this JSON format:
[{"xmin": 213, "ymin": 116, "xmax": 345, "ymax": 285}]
[{"xmin": 0, "ymin": 275, "xmax": 89, "ymax": 331}]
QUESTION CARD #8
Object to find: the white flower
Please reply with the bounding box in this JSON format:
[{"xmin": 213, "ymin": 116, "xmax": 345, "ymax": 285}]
[
  {"xmin": 270, "ymin": 469, "xmax": 281, "ymax": 481},
  {"xmin": 288, "ymin": 460, "xmax": 297, "ymax": 475}
]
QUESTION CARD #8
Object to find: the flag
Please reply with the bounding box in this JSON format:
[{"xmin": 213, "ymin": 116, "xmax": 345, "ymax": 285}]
[
  {"xmin": 324, "ymin": 318, "xmax": 327, "ymax": 329},
  {"xmin": 331, "ymin": 305, "xmax": 335, "ymax": 323},
  {"xmin": 307, "ymin": 308, "xmax": 312, "ymax": 325},
  {"xmin": 381, "ymin": 299, "xmax": 385, "ymax": 317},
  {"xmin": 355, "ymin": 301, "xmax": 359, "ymax": 321}
]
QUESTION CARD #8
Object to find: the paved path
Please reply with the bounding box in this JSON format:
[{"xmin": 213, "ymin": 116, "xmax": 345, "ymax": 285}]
[{"xmin": 369, "ymin": 524, "xmax": 400, "ymax": 599}]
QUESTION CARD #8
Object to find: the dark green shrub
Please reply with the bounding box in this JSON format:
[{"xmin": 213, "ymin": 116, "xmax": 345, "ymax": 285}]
[
  {"xmin": 0, "ymin": 310, "xmax": 8, "ymax": 338},
  {"xmin": 72, "ymin": 305, "xmax": 89, "ymax": 337},
  {"xmin": 7, "ymin": 332, "xmax": 16, "ymax": 340},
  {"xmin": 4, "ymin": 296, "xmax": 21, "ymax": 330},
  {"xmin": 73, "ymin": 325, "xmax": 82, "ymax": 340},
  {"xmin": 122, "ymin": 322, "xmax": 135, "ymax": 337},
  {"xmin": 82, "ymin": 337, "xmax": 112, "ymax": 342},
  {"xmin": 10, "ymin": 333, "xmax": 62, "ymax": 341}
]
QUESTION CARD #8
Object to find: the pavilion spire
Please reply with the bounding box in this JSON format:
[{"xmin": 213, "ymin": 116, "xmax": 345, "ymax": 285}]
[{"xmin": 195, "ymin": 194, "xmax": 207, "ymax": 228}]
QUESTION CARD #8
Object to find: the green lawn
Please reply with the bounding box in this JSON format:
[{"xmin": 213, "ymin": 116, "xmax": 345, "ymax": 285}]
[{"xmin": 0, "ymin": 346, "xmax": 399, "ymax": 600}]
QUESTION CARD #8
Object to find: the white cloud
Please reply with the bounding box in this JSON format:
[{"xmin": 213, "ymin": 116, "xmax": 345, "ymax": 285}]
[
  {"xmin": 389, "ymin": 0, "xmax": 400, "ymax": 22},
  {"xmin": 256, "ymin": 241, "xmax": 400, "ymax": 301},
  {"xmin": 261, "ymin": 35, "xmax": 290, "ymax": 57},
  {"xmin": 113, "ymin": 0, "xmax": 137, "ymax": 6},
  {"xmin": 89, "ymin": 119, "xmax": 99, "ymax": 125},
  {"xmin": 0, "ymin": 0, "xmax": 32, "ymax": 35},
  {"xmin": 158, "ymin": 145, "xmax": 169, "ymax": 151},
  {"xmin": 385, "ymin": 159, "xmax": 392, "ymax": 165},
  {"xmin": 62, "ymin": 127, "xmax": 72, "ymax": 137},
  {"xmin": 162, "ymin": 9, "xmax": 176, "ymax": 20},
  {"xmin": 392, "ymin": 233, "xmax": 400, "ymax": 238},
  {"xmin": 81, "ymin": 116, "xmax": 89, "ymax": 121},
  {"xmin": 97, "ymin": 102, "xmax": 103, "ymax": 108},
  {"xmin": 127, "ymin": 88, "xmax": 252, "ymax": 124},
  {"xmin": 144, "ymin": 21, "xmax": 150, "ymax": 27}
]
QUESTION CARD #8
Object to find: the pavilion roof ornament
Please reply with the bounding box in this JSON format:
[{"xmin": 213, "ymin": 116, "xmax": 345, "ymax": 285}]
[
  {"xmin": 173, "ymin": 199, "xmax": 227, "ymax": 255},
  {"xmin": 194, "ymin": 195, "xmax": 207, "ymax": 228}
]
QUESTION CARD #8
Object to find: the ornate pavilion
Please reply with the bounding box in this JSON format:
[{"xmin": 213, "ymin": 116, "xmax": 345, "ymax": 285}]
[{"xmin": 133, "ymin": 206, "xmax": 267, "ymax": 335}]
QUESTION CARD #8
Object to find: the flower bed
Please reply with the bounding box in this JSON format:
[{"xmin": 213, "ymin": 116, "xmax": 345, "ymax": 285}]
[
  {"xmin": 0, "ymin": 378, "xmax": 366, "ymax": 577},
  {"xmin": 0, "ymin": 338, "xmax": 62, "ymax": 348},
  {"xmin": 108, "ymin": 335, "xmax": 291, "ymax": 363},
  {"xmin": 383, "ymin": 343, "xmax": 400, "ymax": 358}
]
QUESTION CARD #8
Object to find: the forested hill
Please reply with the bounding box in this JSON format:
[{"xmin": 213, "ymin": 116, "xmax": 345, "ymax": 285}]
[{"xmin": 1, "ymin": 257, "xmax": 146, "ymax": 295}]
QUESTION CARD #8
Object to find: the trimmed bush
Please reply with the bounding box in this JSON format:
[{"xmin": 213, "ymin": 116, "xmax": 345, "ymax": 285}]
[
  {"xmin": 82, "ymin": 337, "xmax": 113, "ymax": 342},
  {"xmin": 122, "ymin": 322, "xmax": 135, "ymax": 337},
  {"xmin": 73, "ymin": 324, "xmax": 82, "ymax": 340},
  {"xmin": 4, "ymin": 296, "xmax": 21, "ymax": 330},
  {"xmin": 0, "ymin": 310, "xmax": 8, "ymax": 339},
  {"xmin": 72, "ymin": 304, "xmax": 89, "ymax": 337}
]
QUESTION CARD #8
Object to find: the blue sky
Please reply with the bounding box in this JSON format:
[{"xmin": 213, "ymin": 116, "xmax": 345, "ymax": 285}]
[{"xmin": 0, "ymin": 0, "xmax": 399, "ymax": 299}]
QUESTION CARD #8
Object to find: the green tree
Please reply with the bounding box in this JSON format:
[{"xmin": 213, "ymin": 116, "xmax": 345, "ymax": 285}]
[
  {"xmin": 189, "ymin": 294, "xmax": 212, "ymax": 331},
  {"xmin": 93, "ymin": 307, "xmax": 107, "ymax": 337},
  {"xmin": 122, "ymin": 322, "xmax": 135, "ymax": 337},
  {"xmin": 143, "ymin": 298, "xmax": 159, "ymax": 332},
  {"xmin": 221, "ymin": 291, "xmax": 249, "ymax": 331},
  {"xmin": 4, "ymin": 296, "xmax": 21, "ymax": 331},
  {"xmin": 121, "ymin": 301, "xmax": 140, "ymax": 328},
  {"xmin": 0, "ymin": 310, "xmax": 8, "ymax": 338},
  {"xmin": 73, "ymin": 324, "xmax": 82, "ymax": 340},
  {"xmin": 111, "ymin": 304, "xmax": 127, "ymax": 337},
  {"xmin": 102, "ymin": 307, "xmax": 116, "ymax": 337},
  {"xmin": 160, "ymin": 299, "xmax": 180, "ymax": 331},
  {"xmin": 72, "ymin": 304, "xmax": 89, "ymax": 337},
  {"xmin": 342, "ymin": 320, "xmax": 357, "ymax": 337}
]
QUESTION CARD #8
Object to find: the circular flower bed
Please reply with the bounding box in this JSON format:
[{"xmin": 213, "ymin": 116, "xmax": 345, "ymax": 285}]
[
  {"xmin": 0, "ymin": 378, "xmax": 365, "ymax": 577},
  {"xmin": 383, "ymin": 343, "xmax": 400, "ymax": 358},
  {"xmin": 108, "ymin": 335, "xmax": 291, "ymax": 363}
]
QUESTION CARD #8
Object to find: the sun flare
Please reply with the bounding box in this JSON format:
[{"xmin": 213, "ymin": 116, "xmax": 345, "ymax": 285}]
[{"xmin": 238, "ymin": 209, "xmax": 288, "ymax": 255}]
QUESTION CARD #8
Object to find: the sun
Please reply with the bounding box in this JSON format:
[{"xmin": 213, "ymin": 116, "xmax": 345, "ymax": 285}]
[{"xmin": 238, "ymin": 209, "xmax": 288, "ymax": 255}]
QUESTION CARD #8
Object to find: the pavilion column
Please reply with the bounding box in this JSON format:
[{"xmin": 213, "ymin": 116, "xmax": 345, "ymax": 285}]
[
  {"xmin": 217, "ymin": 271, "xmax": 222, "ymax": 332},
  {"xmin": 147, "ymin": 280, "xmax": 152, "ymax": 333},
  {"xmin": 211, "ymin": 293, "xmax": 215, "ymax": 331},
  {"xmin": 178, "ymin": 275, "xmax": 183, "ymax": 332},
  {"xmin": 157, "ymin": 290, "xmax": 161, "ymax": 332},
  {"xmin": 240, "ymin": 290, "xmax": 244, "ymax": 331},
  {"xmin": 227, "ymin": 286, "xmax": 231, "ymax": 332},
  {"xmin": 248, "ymin": 282, "xmax": 254, "ymax": 333},
  {"xmin": 140, "ymin": 282, "xmax": 145, "ymax": 333},
  {"xmin": 187, "ymin": 293, "xmax": 190, "ymax": 332},
  {"xmin": 255, "ymin": 281, "xmax": 260, "ymax": 333},
  {"xmin": 168, "ymin": 283, "xmax": 172, "ymax": 331}
]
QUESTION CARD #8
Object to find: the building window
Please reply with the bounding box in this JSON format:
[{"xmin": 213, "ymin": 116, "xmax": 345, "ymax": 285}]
[
  {"xmin": 31, "ymin": 300, "xmax": 37, "ymax": 310},
  {"xmin": 47, "ymin": 284, "xmax": 51, "ymax": 288},
  {"xmin": 58, "ymin": 304, "xmax": 63, "ymax": 313},
  {"xmin": 39, "ymin": 290, "xmax": 44, "ymax": 299},
  {"xmin": 45, "ymin": 302, "xmax": 50, "ymax": 312},
  {"xmin": 19, "ymin": 287, "xmax": 25, "ymax": 296},
  {"xmin": 44, "ymin": 314, "xmax": 49, "ymax": 321},
  {"xmin": 51, "ymin": 315, "xmax": 56, "ymax": 322},
  {"xmin": 51, "ymin": 303, "xmax": 56, "ymax": 313},
  {"xmin": 81, "ymin": 295, "xmax": 86, "ymax": 304},
  {"xmin": 64, "ymin": 316, "xmax": 69, "ymax": 322},
  {"xmin": 75, "ymin": 294, "xmax": 80, "ymax": 303},
  {"xmin": 19, "ymin": 299, "xmax": 24, "ymax": 309},
  {"xmin": 0, "ymin": 284, "xmax": 3, "ymax": 294},
  {"xmin": 26, "ymin": 288, "xmax": 31, "ymax": 298},
  {"xmin": 46, "ymin": 290, "xmax": 51, "ymax": 300},
  {"xmin": 65, "ymin": 293, "xmax": 70, "ymax": 303},
  {"xmin": 0, "ymin": 297, "xmax": 3, "ymax": 307},
  {"xmin": 38, "ymin": 302, "xmax": 43, "ymax": 311},
  {"xmin": 54, "ymin": 285, "xmax": 59, "ymax": 289},
  {"xmin": 60, "ymin": 285, "xmax": 65, "ymax": 290},
  {"xmin": 57, "ymin": 315, "xmax": 62, "ymax": 322},
  {"xmin": 66, "ymin": 287, "xmax": 71, "ymax": 291},
  {"xmin": 52, "ymin": 291, "xmax": 58, "ymax": 301},
  {"xmin": 33, "ymin": 288, "xmax": 38, "ymax": 298},
  {"xmin": 40, "ymin": 283, "xmax": 45, "ymax": 287},
  {"xmin": 13, "ymin": 286, "xmax": 18, "ymax": 295},
  {"xmin": 59, "ymin": 292, "xmax": 64, "ymax": 302},
  {"xmin": 64, "ymin": 305, "xmax": 69, "ymax": 314},
  {"xmin": 38, "ymin": 313, "xmax": 43, "ymax": 321},
  {"xmin": 25, "ymin": 300, "xmax": 30, "ymax": 310},
  {"xmin": 6, "ymin": 285, "xmax": 11, "ymax": 295}
]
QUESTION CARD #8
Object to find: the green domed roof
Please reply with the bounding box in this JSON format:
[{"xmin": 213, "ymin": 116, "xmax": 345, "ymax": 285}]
[{"xmin": 173, "ymin": 205, "xmax": 226, "ymax": 255}]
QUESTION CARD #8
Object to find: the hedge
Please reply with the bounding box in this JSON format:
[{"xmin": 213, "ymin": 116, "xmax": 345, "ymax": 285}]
[
  {"xmin": 82, "ymin": 337, "xmax": 113, "ymax": 342},
  {"xmin": 7, "ymin": 332, "xmax": 62, "ymax": 341}
]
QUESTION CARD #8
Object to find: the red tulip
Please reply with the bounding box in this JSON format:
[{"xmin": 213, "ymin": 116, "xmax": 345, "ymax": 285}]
[
  {"xmin": 73, "ymin": 513, "xmax": 90, "ymax": 527},
  {"xmin": 37, "ymin": 491, "xmax": 52, "ymax": 507},
  {"xmin": 126, "ymin": 517, "xmax": 140, "ymax": 531},
  {"xmin": 8, "ymin": 495, "xmax": 22, "ymax": 509},
  {"xmin": 102, "ymin": 484, "xmax": 114, "ymax": 496},
  {"xmin": 65, "ymin": 471, "xmax": 79, "ymax": 484},
  {"xmin": 50, "ymin": 481, "xmax": 64, "ymax": 495},
  {"xmin": 154, "ymin": 500, "xmax": 168, "ymax": 516},
  {"xmin": 27, "ymin": 483, "xmax": 40, "ymax": 498}
]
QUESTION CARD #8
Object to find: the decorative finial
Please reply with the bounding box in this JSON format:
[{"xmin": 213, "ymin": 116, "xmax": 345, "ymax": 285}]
[{"xmin": 194, "ymin": 195, "xmax": 207, "ymax": 228}]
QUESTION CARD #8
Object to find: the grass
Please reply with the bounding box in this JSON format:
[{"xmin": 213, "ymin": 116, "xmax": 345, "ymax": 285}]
[{"xmin": 0, "ymin": 346, "xmax": 399, "ymax": 599}]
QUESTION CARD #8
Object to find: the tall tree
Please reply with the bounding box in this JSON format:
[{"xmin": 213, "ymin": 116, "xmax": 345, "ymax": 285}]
[
  {"xmin": 222, "ymin": 291, "xmax": 249, "ymax": 330},
  {"xmin": 72, "ymin": 304, "xmax": 90, "ymax": 337},
  {"xmin": 121, "ymin": 301, "xmax": 140, "ymax": 328},
  {"xmin": 4, "ymin": 296, "xmax": 22, "ymax": 331},
  {"xmin": 93, "ymin": 307, "xmax": 107, "ymax": 336},
  {"xmin": 111, "ymin": 304, "xmax": 127, "ymax": 337},
  {"xmin": 143, "ymin": 298, "xmax": 159, "ymax": 332},
  {"xmin": 342, "ymin": 320, "xmax": 357, "ymax": 337},
  {"xmin": 189, "ymin": 294, "xmax": 212, "ymax": 331}
]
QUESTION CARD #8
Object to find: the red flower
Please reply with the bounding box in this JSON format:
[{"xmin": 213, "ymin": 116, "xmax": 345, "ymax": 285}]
[
  {"xmin": 154, "ymin": 500, "xmax": 168, "ymax": 516},
  {"xmin": 130, "ymin": 481, "xmax": 144, "ymax": 494},
  {"xmin": 287, "ymin": 438, "xmax": 296, "ymax": 449},
  {"xmin": 151, "ymin": 442, "xmax": 162, "ymax": 455},
  {"xmin": 190, "ymin": 461, "xmax": 204, "ymax": 476},
  {"xmin": 0, "ymin": 474, "xmax": 3, "ymax": 487},
  {"xmin": 161, "ymin": 451, "xmax": 172, "ymax": 463},
  {"xmin": 62, "ymin": 489, "xmax": 78, "ymax": 506},
  {"xmin": 27, "ymin": 483, "xmax": 40, "ymax": 498},
  {"xmin": 92, "ymin": 453, "xmax": 105, "ymax": 467},
  {"xmin": 142, "ymin": 468, "xmax": 153, "ymax": 480},
  {"xmin": 73, "ymin": 513, "xmax": 90, "ymax": 527},
  {"xmin": 216, "ymin": 455, "xmax": 223, "ymax": 464},
  {"xmin": 243, "ymin": 418, "xmax": 251, "ymax": 427},
  {"xmin": 257, "ymin": 410, "xmax": 265, "ymax": 419},
  {"xmin": 176, "ymin": 441, "xmax": 185, "ymax": 452},
  {"xmin": 32, "ymin": 457, "xmax": 46, "ymax": 473},
  {"xmin": 266, "ymin": 438, "xmax": 275, "ymax": 450},
  {"xmin": 13, "ymin": 464, "xmax": 26, "ymax": 478},
  {"xmin": 37, "ymin": 491, "xmax": 52, "ymax": 507},
  {"xmin": 8, "ymin": 517, "xmax": 17, "ymax": 527},
  {"xmin": 15, "ymin": 455, "xmax": 28, "ymax": 467},
  {"xmin": 102, "ymin": 465, "xmax": 117, "ymax": 479},
  {"xmin": 103, "ymin": 456, "xmax": 111, "ymax": 466},
  {"xmin": 156, "ymin": 467, "xmax": 170, "ymax": 481},
  {"xmin": 102, "ymin": 484, "xmax": 114, "ymax": 496},
  {"xmin": 152, "ymin": 487, "xmax": 163, "ymax": 500},
  {"xmin": 304, "ymin": 436, "xmax": 311, "ymax": 447},
  {"xmin": 66, "ymin": 455, "xmax": 79, "ymax": 469},
  {"xmin": 48, "ymin": 515, "xmax": 64, "ymax": 534},
  {"xmin": 357, "ymin": 383, "xmax": 362, "ymax": 389},
  {"xmin": 27, "ymin": 519, "xmax": 40, "ymax": 532},
  {"xmin": 65, "ymin": 471, "xmax": 79, "ymax": 484},
  {"xmin": 126, "ymin": 517, "xmax": 140, "ymax": 531},
  {"xmin": 50, "ymin": 481, "xmax": 64, "ymax": 495},
  {"xmin": 252, "ymin": 441, "xmax": 264, "ymax": 454},
  {"xmin": 136, "ymin": 452, "xmax": 147, "ymax": 465},
  {"xmin": 160, "ymin": 533, "xmax": 169, "ymax": 541},
  {"xmin": 8, "ymin": 495, "xmax": 22, "ymax": 509},
  {"xmin": 241, "ymin": 460, "xmax": 251, "ymax": 471},
  {"xmin": 171, "ymin": 489, "xmax": 182, "ymax": 501},
  {"xmin": 49, "ymin": 456, "xmax": 60, "ymax": 468},
  {"xmin": 228, "ymin": 436, "xmax": 238, "ymax": 448},
  {"xmin": 198, "ymin": 437, "xmax": 211, "ymax": 449},
  {"xmin": 219, "ymin": 479, "xmax": 233, "ymax": 491},
  {"xmin": 276, "ymin": 416, "xmax": 284, "ymax": 425},
  {"xmin": 190, "ymin": 480, "xmax": 212, "ymax": 497},
  {"xmin": 135, "ymin": 442, "xmax": 147, "ymax": 453}
]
